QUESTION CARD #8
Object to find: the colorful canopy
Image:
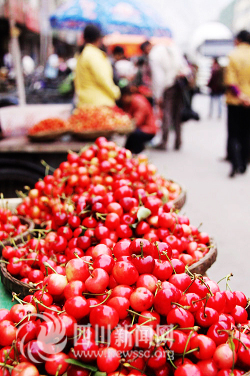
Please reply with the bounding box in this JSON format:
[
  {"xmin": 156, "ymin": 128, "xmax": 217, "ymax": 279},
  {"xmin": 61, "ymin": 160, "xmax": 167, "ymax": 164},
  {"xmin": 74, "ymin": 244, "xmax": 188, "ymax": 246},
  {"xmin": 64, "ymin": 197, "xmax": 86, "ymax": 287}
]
[{"xmin": 50, "ymin": 0, "xmax": 171, "ymax": 37}]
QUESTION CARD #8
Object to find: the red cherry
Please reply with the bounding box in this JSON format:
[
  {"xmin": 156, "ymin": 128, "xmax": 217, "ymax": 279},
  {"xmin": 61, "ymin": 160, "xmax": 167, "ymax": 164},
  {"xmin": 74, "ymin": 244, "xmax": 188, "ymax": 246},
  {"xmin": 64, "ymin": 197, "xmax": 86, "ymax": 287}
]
[
  {"xmin": 110, "ymin": 327, "xmax": 134, "ymax": 351},
  {"xmin": 65, "ymin": 296, "xmax": 90, "ymax": 320},
  {"xmin": 213, "ymin": 343, "xmax": 237, "ymax": 370},
  {"xmin": 130, "ymin": 287, "xmax": 154, "ymax": 312},
  {"xmin": 107, "ymin": 297, "xmax": 130, "ymax": 319},
  {"xmin": 112, "ymin": 261, "xmax": 139, "ymax": 285},
  {"xmin": 89, "ymin": 305, "xmax": 119, "ymax": 329},
  {"xmin": 85, "ymin": 268, "xmax": 109, "ymax": 294},
  {"xmin": 174, "ymin": 364, "xmax": 201, "ymax": 376},
  {"xmin": 154, "ymin": 288, "xmax": 176, "ymax": 316},
  {"xmin": 65, "ymin": 259, "xmax": 90, "ymax": 282},
  {"xmin": 190, "ymin": 334, "xmax": 216, "ymax": 360},
  {"xmin": 97, "ymin": 347, "xmax": 120, "ymax": 373},
  {"xmin": 45, "ymin": 353, "xmax": 69, "ymax": 375}
]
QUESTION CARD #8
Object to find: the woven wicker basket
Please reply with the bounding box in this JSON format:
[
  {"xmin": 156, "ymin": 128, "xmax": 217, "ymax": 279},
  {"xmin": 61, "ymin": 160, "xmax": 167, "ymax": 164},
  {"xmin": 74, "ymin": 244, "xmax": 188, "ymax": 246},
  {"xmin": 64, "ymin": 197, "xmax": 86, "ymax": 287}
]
[
  {"xmin": 189, "ymin": 238, "xmax": 217, "ymax": 275},
  {"xmin": 28, "ymin": 130, "xmax": 70, "ymax": 142},
  {"xmin": 72, "ymin": 130, "xmax": 115, "ymax": 140},
  {"xmin": 172, "ymin": 186, "xmax": 187, "ymax": 211},
  {"xmin": 0, "ymin": 216, "xmax": 35, "ymax": 256},
  {"xmin": 0, "ymin": 259, "xmax": 33, "ymax": 298}
]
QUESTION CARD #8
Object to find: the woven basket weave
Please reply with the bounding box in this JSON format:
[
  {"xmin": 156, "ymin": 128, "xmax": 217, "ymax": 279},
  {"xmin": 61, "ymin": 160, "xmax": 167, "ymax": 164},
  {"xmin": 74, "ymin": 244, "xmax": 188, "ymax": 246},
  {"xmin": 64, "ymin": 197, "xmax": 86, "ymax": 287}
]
[
  {"xmin": 0, "ymin": 216, "xmax": 35, "ymax": 256},
  {"xmin": 0, "ymin": 259, "xmax": 33, "ymax": 298},
  {"xmin": 172, "ymin": 186, "xmax": 186, "ymax": 211},
  {"xmin": 189, "ymin": 238, "xmax": 217, "ymax": 275}
]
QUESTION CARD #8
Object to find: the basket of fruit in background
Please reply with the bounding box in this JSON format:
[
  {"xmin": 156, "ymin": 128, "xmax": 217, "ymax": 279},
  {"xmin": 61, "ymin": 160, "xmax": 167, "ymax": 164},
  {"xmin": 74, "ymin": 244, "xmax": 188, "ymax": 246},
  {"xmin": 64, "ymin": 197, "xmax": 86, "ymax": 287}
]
[
  {"xmin": 0, "ymin": 206, "xmax": 34, "ymax": 255},
  {"xmin": 28, "ymin": 118, "xmax": 70, "ymax": 142},
  {"xmin": 69, "ymin": 105, "xmax": 135, "ymax": 140}
]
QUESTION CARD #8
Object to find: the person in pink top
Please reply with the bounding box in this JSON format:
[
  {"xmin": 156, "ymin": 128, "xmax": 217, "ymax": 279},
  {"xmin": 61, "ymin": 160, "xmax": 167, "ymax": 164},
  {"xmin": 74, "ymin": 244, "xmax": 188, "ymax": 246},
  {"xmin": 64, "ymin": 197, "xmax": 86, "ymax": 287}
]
[{"xmin": 119, "ymin": 85, "xmax": 157, "ymax": 154}]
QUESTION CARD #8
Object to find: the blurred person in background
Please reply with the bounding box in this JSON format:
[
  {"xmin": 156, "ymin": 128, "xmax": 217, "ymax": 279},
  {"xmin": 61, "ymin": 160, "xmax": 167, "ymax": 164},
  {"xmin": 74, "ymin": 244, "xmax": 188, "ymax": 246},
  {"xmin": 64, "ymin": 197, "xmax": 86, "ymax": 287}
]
[
  {"xmin": 22, "ymin": 55, "xmax": 35, "ymax": 76},
  {"xmin": 75, "ymin": 24, "xmax": 120, "ymax": 107},
  {"xmin": 112, "ymin": 46, "xmax": 137, "ymax": 84},
  {"xmin": 119, "ymin": 82, "xmax": 157, "ymax": 154},
  {"xmin": 208, "ymin": 57, "xmax": 225, "ymax": 118},
  {"xmin": 141, "ymin": 40, "xmax": 189, "ymax": 150},
  {"xmin": 133, "ymin": 56, "xmax": 153, "ymax": 106},
  {"xmin": 224, "ymin": 30, "xmax": 250, "ymax": 177},
  {"xmin": 44, "ymin": 47, "xmax": 59, "ymax": 80}
]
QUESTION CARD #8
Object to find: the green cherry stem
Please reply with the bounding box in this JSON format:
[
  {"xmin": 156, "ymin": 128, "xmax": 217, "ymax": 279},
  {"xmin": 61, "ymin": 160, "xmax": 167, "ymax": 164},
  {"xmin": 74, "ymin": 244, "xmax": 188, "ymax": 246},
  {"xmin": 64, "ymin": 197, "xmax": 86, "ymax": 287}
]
[
  {"xmin": 44, "ymin": 262, "xmax": 58, "ymax": 274},
  {"xmin": 0, "ymin": 363, "xmax": 14, "ymax": 370},
  {"xmin": 89, "ymin": 291, "xmax": 112, "ymax": 308}
]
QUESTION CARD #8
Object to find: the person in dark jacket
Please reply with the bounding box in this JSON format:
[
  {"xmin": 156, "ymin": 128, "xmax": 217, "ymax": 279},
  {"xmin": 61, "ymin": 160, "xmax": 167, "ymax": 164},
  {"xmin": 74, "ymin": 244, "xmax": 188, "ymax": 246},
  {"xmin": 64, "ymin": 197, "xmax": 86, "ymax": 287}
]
[{"xmin": 208, "ymin": 58, "xmax": 225, "ymax": 118}]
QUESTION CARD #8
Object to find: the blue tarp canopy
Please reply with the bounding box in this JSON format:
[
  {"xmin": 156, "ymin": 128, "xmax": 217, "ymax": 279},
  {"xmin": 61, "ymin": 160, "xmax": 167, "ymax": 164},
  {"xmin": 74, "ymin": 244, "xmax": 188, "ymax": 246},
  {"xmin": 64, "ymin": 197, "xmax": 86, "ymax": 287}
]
[{"xmin": 50, "ymin": 0, "xmax": 171, "ymax": 37}]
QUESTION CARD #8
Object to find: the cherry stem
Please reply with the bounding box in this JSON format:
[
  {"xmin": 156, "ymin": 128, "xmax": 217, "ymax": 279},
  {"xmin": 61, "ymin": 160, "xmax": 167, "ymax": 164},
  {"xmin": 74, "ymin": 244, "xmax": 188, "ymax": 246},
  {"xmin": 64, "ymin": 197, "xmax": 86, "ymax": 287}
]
[
  {"xmin": 167, "ymin": 352, "xmax": 177, "ymax": 369},
  {"xmin": 171, "ymin": 302, "xmax": 191, "ymax": 310},
  {"xmin": 245, "ymin": 298, "xmax": 250, "ymax": 310},
  {"xmin": 44, "ymin": 262, "xmax": 58, "ymax": 274},
  {"xmin": 226, "ymin": 273, "xmax": 233, "ymax": 292},
  {"xmin": 197, "ymin": 222, "xmax": 203, "ymax": 231},
  {"xmin": 96, "ymin": 212, "xmax": 108, "ymax": 221},
  {"xmin": 192, "ymin": 296, "xmax": 207, "ymax": 304},
  {"xmin": 131, "ymin": 313, "xmax": 136, "ymax": 326},
  {"xmin": 0, "ymin": 240, "xmax": 7, "ymax": 250},
  {"xmin": 55, "ymin": 364, "xmax": 62, "ymax": 376},
  {"xmin": 155, "ymin": 242, "xmax": 161, "ymax": 262},
  {"xmin": 33, "ymin": 297, "xmax": 65, "ymax": 314},
  {"xmin": 203, "ymin": 293, "xmax": 210, "ymax": 317},
  {"xmin": 197, "ymin": 276, "xmax": 214, "ymax": 296},
  {"xmin": 74, "ymin": 252, "xmax": 93, "ymax": 265},
  {"xmin": 15, "ymin": 313, "xmax": 31, "ymax": 327},
  {"xmin": 179, "ymin": 326, "xmax": 200, "ymax": 331},
  {"xmin": 89, "ymin": 291, "xmax": 112, "ymax": 308},
  {"xmin": 140, "ymin": 241, "xmax": 144, "ymax": 257},
  {"xmin": 183, "ymin": 277, "xmax": 195, "ymax": 295},
  {"xmin": 13, "ymin": 258, "xmax": 35, "ymax": 263},
  {"xmin": 184, "ymin": 347, "xmax": 199, "ymax": 355},
  {"xmin": 127, "ymin": 309, "xmax": 156, "ymax": 320},
  {"xmin": 0, "ymin": 260, "xmax": 9, "ymax": 264},
  {"xmin": 41, "ymin": 159, "xmax": 56, "ymax": 173},
  {"xmin": 162, "ymin": 251, "xmax": 176, "ymax": 274},
  {"xmin": 123, "ymin": 363, "xmax": 144, "ymax": 373},
  {"xmin": 2, "ymin": 343, "xmax": 15, "ymax": 367},
  {"xmin": 182, "ymin": 329, "xmax": 195, "ymax": 364},
  {"xmin": 228, "ymin": 336, "xmax": 235, "ymax": 373},
  {"xmin": 217, "ymin": 273, "xmax": 233, "ymax": 292},
  {"xmin": 12, "ymin": 293, "xmax": 26, "ymax": 305},
  {"xmin": 0, "ymin": 363, "xmax": 14, "ymax": 370},
  {"xmin": 158, "ymin": 324, "xmax": 179, "ymax": 342}
]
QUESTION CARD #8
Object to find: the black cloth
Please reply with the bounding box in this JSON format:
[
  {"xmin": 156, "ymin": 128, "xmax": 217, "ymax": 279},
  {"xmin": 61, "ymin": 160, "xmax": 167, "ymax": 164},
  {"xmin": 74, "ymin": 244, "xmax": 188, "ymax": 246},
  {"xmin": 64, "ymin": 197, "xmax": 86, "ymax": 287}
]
[
  {"xmin": 227, "ymin": 104, "xmax": 250, "ymax": 171},
  {"xmin": 125, "ymin": 129, "xmax": 155, "ymax": 154}
]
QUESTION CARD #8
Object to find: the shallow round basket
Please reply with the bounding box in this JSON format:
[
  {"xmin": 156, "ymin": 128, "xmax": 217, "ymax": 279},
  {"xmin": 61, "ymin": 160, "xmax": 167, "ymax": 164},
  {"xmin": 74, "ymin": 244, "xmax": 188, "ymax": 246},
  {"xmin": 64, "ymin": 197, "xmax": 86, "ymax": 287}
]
[
  {"xmin": 172, "ymin": 186, "xmax": 187, "ymax": 211},
  {"xmin": 0, "ymin": 216, "xmax": 35, "ymax": 255},
  {"xmin": 72, "ymin": 130, "xmax": 114, "ymax": 141},
  {"xmin": 189, "ymin": 238, "xmax": 217, "ymax": 275},
  {"xmin": 28, "ymin": 130, "xmax": 70, "ymax": 142},
  {"xmin": 0, "ymin": 259, "xmax": 33, "ymax": 298}
]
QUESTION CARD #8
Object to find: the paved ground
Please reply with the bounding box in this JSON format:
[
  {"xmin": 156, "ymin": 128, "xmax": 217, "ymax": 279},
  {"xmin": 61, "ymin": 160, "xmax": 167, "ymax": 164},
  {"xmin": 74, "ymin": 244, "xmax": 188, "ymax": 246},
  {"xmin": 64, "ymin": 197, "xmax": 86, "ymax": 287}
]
[{"xmin": 118, "ymin": 94, "xmax": 250, "ymax": 296}]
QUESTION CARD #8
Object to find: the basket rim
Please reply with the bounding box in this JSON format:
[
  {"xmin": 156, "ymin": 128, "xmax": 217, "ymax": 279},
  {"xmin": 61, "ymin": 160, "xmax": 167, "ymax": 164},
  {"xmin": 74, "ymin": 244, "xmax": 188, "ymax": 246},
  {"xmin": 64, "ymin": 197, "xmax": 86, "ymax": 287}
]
[
  {"xmin": 189, "ymin": 238, "xmax": 217, "ymax": 274},
  {"xmin": 0, "ymin": 256, "xmax": 33, "ymax": 295},
  {"xmin": 28, "ymin": 130, "xmax": 70, "ymax": 141},
  {"xmin": 0, "ymin": 216, "xmax": 35, "ymax": 251},
  {"xmin": 167, "ymin": 181, "xmax": 187, "ymax": 210}
]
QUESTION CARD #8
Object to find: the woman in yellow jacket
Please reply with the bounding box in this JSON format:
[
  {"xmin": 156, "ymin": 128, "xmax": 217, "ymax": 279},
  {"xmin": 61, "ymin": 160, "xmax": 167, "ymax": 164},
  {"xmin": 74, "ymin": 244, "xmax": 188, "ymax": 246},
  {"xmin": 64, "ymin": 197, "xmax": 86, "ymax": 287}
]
[{"xmin": 75, "ymin": 25, "xmax": 120, "ymax": 107}]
